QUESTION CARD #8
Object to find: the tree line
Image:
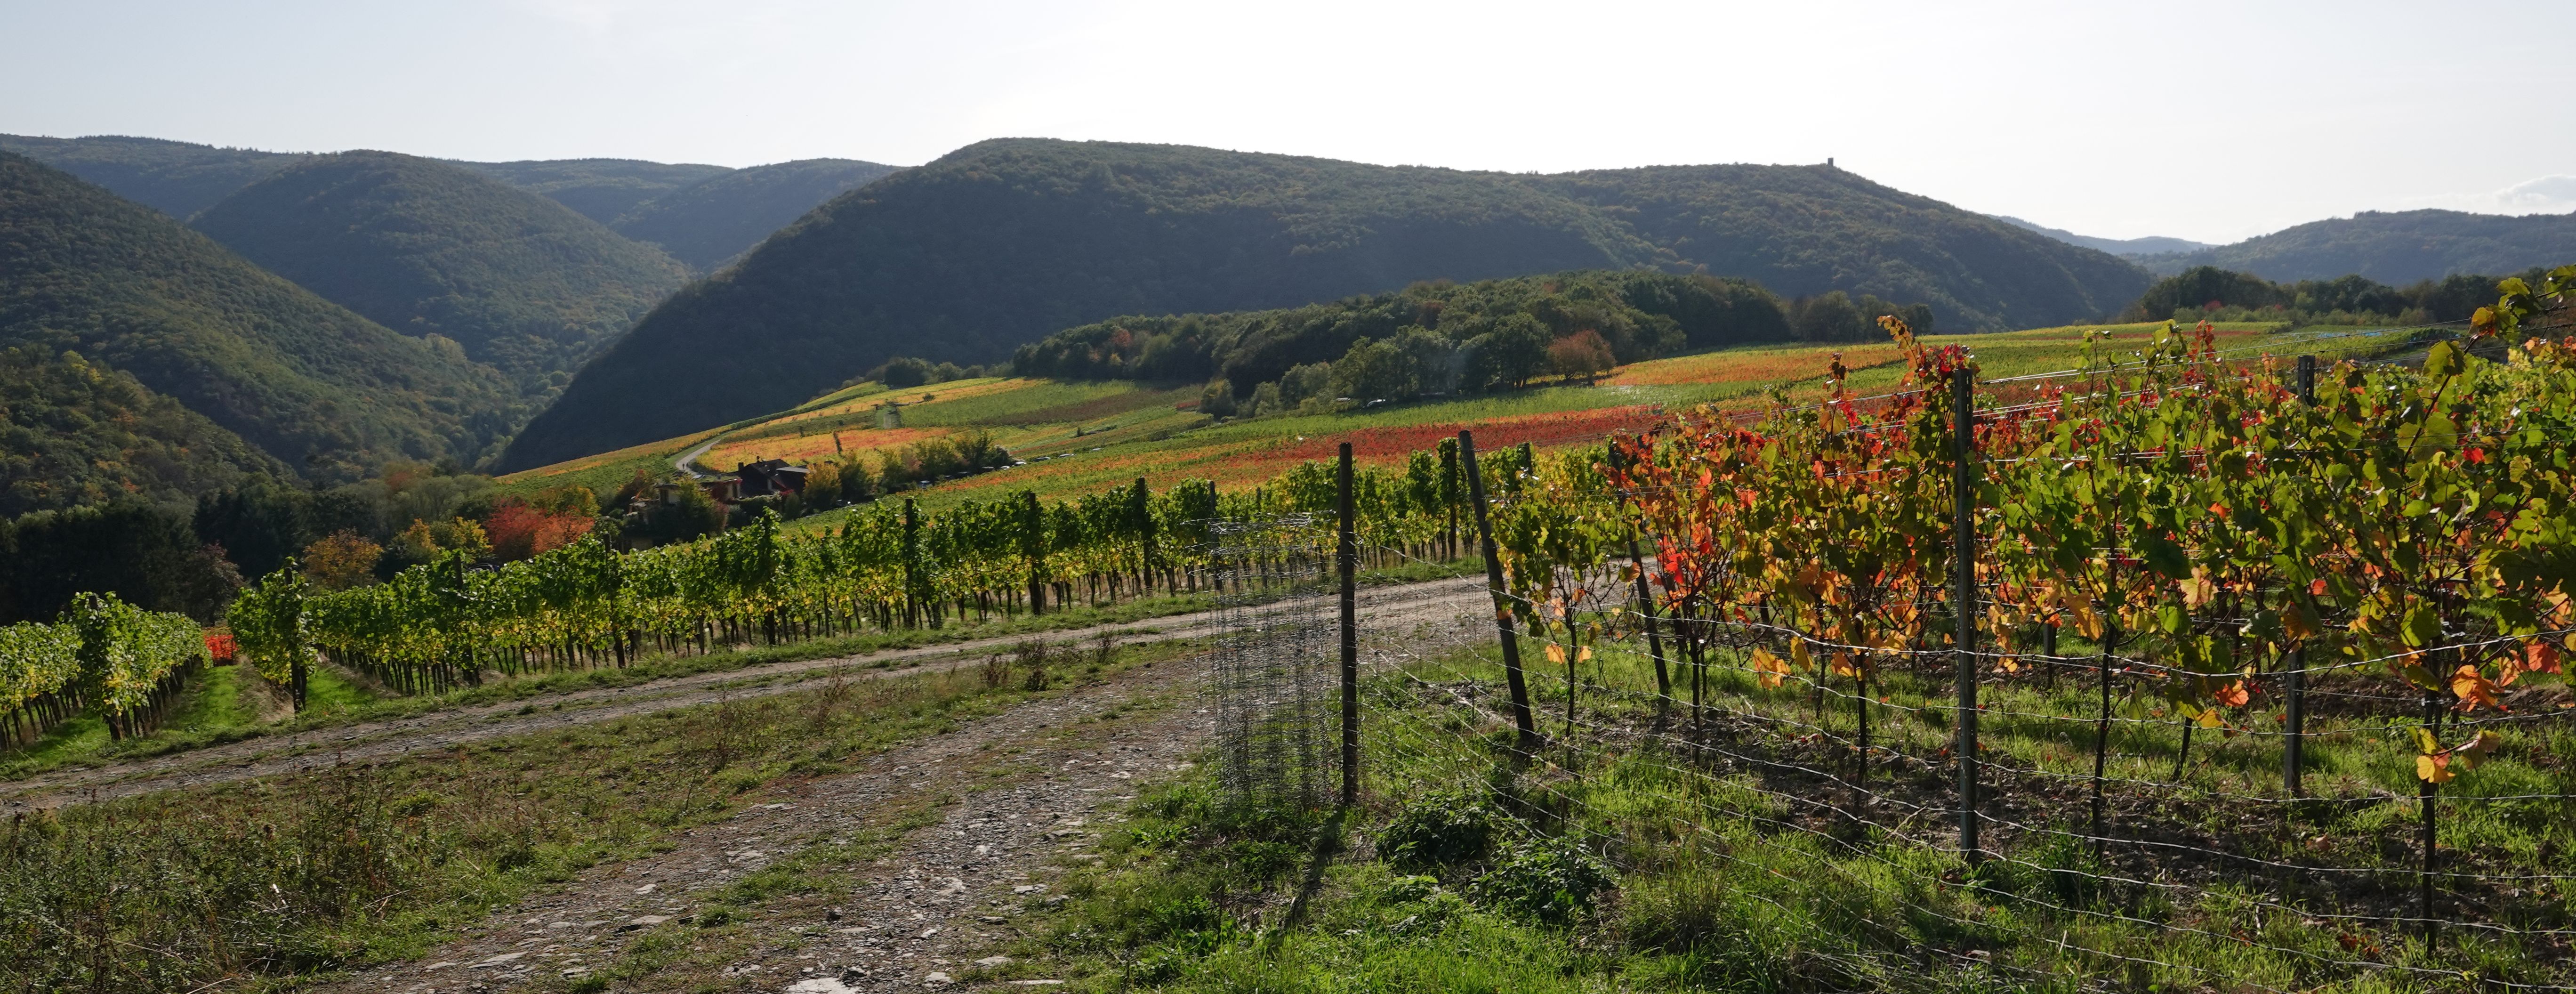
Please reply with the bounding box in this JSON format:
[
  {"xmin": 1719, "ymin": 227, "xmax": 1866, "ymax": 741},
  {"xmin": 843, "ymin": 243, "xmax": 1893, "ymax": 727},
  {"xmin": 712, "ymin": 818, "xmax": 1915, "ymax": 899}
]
[
  {"xmin": 2122, "ymin": 265, "xmax": 2549, "ymax": 325},
  {"xmin": 1011, "ymin": 270, "xmax": 1930, "ymax": 415}
]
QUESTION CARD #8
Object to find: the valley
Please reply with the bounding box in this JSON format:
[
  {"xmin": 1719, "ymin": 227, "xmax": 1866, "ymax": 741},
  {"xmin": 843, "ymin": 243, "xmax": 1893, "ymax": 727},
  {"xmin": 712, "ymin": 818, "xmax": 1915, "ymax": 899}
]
[{"xmin": 3, "ymin": 108, "xmax": 2573, "ymax": 994}]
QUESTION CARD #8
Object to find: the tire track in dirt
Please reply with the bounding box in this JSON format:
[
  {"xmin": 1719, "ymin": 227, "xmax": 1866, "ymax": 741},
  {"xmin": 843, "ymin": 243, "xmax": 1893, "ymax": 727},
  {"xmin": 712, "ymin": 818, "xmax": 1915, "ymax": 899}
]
[{"xmin": 3, "ymin": 579, "xmax": 1487, "ymax": 814}]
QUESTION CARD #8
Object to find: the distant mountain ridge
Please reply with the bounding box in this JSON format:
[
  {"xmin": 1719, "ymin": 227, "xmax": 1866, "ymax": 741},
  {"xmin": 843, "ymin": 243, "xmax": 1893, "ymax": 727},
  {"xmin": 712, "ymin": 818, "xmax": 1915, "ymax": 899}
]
[
  {"xmin": 0, "ymin": 151, "xmax": 515, "ymax": 484},
  {"xmin": 0, "ymin": 134, "xmax": 308, "ymax": 218},
  {"xmin": 0, "ymin": 134, "xmax": 904, "ymax": 273},
  {"xmin": 1992, "ymin": 215, "xmax": 2213, "ymax": 257},
  {"xmin": 610, "ymin": 158, "xmax": 904, "ymax": 269},
  {"xmin": 457, "ymin": 157, "xmax": 734, "ymax": 226},
  {"xmin": 188, "ymin": 151, "xmax": 692, "ymax": 400},
  {"xmin": 2136, "ymin": 209, "xmax": 2576, "ymax": 283},
  {"xmin": 500, "ymin": 138, "xmax": 2155, "ymax": 469}
]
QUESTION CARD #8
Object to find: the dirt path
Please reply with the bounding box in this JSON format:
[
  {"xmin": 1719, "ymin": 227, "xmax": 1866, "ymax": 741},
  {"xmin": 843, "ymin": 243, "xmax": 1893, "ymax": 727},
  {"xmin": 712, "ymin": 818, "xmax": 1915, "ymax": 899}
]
[
  {"xmin": 2, "ymin": 579, "xmax": 1487, "ymax": 814},
  {"xmin": 303, "ymin": 654, "xmax": 1204, "ymax": 994},
  {"xmin": 305, "ymin": 581, "xmax": 1492, "ymax": 994}
]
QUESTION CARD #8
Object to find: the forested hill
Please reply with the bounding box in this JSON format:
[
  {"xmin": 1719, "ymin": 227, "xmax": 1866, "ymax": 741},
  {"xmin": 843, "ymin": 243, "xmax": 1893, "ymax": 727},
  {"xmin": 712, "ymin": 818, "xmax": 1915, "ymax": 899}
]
[
  {"xmin": 0, "ymin": 346, "xmax": 291, "ymax": 517},
  {"xmin": 608, "ymin": 158, "xmax": 902, "ymax": 269},
  {"xmin": 504, "ymin": 139, "xmax": 2141, "ymax": 469},
  {"xmin": 189, "ymin": 151, "xmax": 692, "ymax": 399},
  {"xmin": 1992, "ymin": 215, "xmax": 2212, "ymax": 257},
  {"xmin": 0, "ymin": 133, "xmax": 307, "ymax": 218},
  {"xmin": 1525, "ymin": 165, "xmax": 2155, "ymax": 330},
  {"xmin": 0, "ymin": 135, "xmax": 897, "ymax": 276},
  {"xmin": 0, "ymin": 152, "xmax": 515, "ymax": 483},
  {"xmin": 2140, "ymin": 209, "xmax": 2576, "ymax": 284},
  {"xmin": 458, "ymin": 157, "xmax": 734, "ymax": 226}
]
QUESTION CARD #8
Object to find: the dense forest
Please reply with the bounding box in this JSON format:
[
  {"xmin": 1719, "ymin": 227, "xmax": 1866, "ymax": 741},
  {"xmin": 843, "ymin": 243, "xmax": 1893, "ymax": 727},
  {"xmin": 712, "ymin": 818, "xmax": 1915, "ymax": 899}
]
[
  {"xmin": 2141, "ymin": 208, "xmax": 2576, "ymax": 283},
  {"xmin": 0, "ymin": 152, "xmax": 515, "ymax": 483},
  {"xmin": 0, "ymin": 458, "xmax": 558, "ymax": 624},
  {"xmin": 0, "ymin": 346, "xmax": 290, "ymax": 517},
  {"xmin": 2122, "ymin": 264, "xmax": 2536, "ymax": 324},
  {"xmin": 1010, "ymin": 270, "xmax": 1920, "ymax": 412},
  {"xmin": 190, "ymin": 151, "xmax": 692, "ymax": 400},
  {"xmin": 607, "ymin": 157, "xmax": 901, "ymax": 269},
  {"xmin": 1525, "ymin": 164, "xmax": 2152, "ymax": 330},
  {"xmin": 503, "ymin": 139, "xmax": 2140, "ymax": 469}
]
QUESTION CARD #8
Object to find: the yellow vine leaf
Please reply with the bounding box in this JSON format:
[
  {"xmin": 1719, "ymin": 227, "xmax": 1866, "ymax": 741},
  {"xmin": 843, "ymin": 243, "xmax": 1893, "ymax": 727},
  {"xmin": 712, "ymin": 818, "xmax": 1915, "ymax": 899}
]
[{"xmin": 1749, "ymin": 648, "xmax": 1790, "ymax": 688}]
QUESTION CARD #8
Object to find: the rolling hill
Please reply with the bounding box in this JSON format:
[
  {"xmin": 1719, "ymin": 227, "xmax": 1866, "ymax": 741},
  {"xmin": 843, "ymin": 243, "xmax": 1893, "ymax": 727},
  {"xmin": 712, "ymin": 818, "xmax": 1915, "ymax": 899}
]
[
  {"xmin": 0, "ymin": 151, "xmax": 516, "ymax": 483},
  {"xmin": 0, "ymin": 133, "xmax": 307, "ymax": 218},
  {"xmin": 1992, "ymin": 215, "xmax": 2211, "ymax": 257},
  {"xmin": 608, "ymin": 157, "xmax": 902, "ymax": 269},
  {"xmin": 501, "ymin": 139, "xmax": 2149, "ymax": 469},
  {"xmin": 458, "ymin": 157, "xmax": 734, "ymax": 226},
  {"xmin": 2141, "ymin": 209, "xmax": 2576, "ymax": 283},
  {"xmin": 188, "ymin": 151, "xmax": 692, "ymax": 398},
  {"xmin": 0, "ymin": 136, "xmax": 900, "ymax": 276},
  {"xmin": 1526, "ymin": 165, "xmax": 2154, "ymax": 330}
]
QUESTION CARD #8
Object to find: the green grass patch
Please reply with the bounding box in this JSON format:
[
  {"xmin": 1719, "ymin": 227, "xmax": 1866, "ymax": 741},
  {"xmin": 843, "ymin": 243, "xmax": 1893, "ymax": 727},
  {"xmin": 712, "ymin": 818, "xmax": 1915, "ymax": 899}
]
[{"xmin": 996, "ymin": 634, "xmax": 2575, "ymax": 992}]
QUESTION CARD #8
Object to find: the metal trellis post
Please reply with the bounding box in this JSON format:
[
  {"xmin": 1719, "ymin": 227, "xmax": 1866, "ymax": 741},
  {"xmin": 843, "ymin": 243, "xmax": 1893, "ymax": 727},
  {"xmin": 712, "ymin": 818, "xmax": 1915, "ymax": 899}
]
[
  {"xmin": 1338, "ymin": 443, "xmax": 1359, "ymax": 806},
  {"xmin": 2286, "ymin": 354, "xmax": 2315, "ymax": 798},
  {"xmin": 1952, "ymin": 368, "xmax": 1980, "ymax": 860}
]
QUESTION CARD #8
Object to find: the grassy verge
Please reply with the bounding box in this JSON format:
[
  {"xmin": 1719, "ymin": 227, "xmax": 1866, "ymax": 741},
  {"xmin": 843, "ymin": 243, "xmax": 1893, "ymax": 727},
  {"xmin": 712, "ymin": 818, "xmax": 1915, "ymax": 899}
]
[
  {"xmin": 0, "ymin": 593, "xmax": 1228, "ymax": 781},
  {"xmin": 0, "ymin": 632, "xmax": 1196, "ymax": 993},
  {"xmin": 984, "ymin": 636, "xmax": 2575, "ymax": 992}
]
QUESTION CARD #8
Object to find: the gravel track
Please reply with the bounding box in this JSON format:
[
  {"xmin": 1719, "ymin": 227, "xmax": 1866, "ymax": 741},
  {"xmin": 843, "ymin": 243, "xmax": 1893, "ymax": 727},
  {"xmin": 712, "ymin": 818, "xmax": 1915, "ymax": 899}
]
[
  {"xmin": 2, "ymin": 579, "xmax": 1486, "ymax": 814},
  {"xmin": 306, "ymin": 579, "xmax": 1494, "ymax": 994}
]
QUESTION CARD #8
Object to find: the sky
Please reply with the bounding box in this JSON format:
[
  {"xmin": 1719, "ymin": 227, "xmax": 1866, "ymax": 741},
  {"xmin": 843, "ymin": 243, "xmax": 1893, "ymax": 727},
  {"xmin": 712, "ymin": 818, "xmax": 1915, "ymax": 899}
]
[{"xmin": 2, "ymin": 0, "xmax": 2569, "ymax": 244}]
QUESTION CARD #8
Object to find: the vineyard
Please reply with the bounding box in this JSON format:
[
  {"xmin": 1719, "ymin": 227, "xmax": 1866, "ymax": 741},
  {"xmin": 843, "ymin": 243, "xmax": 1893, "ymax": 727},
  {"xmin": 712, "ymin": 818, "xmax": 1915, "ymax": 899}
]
[
  {"xmin": 1240, "ymin": 268, "xmax": 2576, "ymax": 990},
  {"xmin": 2, "ymin": 593, "xmax": 209, "ymax": 745},
  {"xmin": 9, "ymin": 268, "xmax": 2572, "ymax": 990},
  {"xmin": 225, "ymin": 450, "xmax": 1538, "ymax": 707}
]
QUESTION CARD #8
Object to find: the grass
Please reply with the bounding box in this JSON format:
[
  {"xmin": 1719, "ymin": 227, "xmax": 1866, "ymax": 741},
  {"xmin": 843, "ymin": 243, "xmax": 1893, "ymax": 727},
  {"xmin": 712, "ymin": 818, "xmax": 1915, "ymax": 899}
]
[
  {"xmin": 0, "ymin": 592, "xmax": 1225, "ymax": 781},
  {"xmin": 0, "ymin": 664, "xmax": 379, "ymax": 776},
  {"xmin": 985, "ymin": 632, "xmax": 2576, "ymax": 992},
  {"xmin": 0, "ymin": 632, "xmax": 1197, "ymax": 993}
]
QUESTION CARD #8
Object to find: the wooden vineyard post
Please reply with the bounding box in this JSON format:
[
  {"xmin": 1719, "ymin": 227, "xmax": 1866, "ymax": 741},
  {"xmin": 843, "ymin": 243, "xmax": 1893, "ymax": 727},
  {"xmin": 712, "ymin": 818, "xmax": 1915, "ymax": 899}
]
[
  {"xmin": 2285, "ymin": 354, "xmax": 2315, "ymax": 798},
  {"xmin": 1633, "ymin": 538, "xmax": 1672, "ymax": 731},
  {"xmin": 1338, "ymin": 443, "xmax": 1360, "ymax": 807},
  {"xmin": 1023, "ymin": 490, "xmax": 1047, "ymax": 615},
  {"xmin": 1611, "ymin": 446, "xmax": 1673, "ymax": 730},
  {"xmin": 1951, "ymin": 368, "xmax": 1981, "ymax": 860},
  {"xmin": 902, "ymin": 498, "xmax": 922, "ymax": 629},
  {"xmin": 1460, "ymin": 431, "xmax": 1539, "ymax": 756}
]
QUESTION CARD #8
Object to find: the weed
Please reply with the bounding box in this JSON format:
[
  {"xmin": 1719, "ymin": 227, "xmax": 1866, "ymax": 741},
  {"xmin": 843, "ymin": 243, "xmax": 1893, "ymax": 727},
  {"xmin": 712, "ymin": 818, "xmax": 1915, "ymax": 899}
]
[
  {"xmin": 1377, "ymin": 790, "xmax": 1497, "ymax": 873},
  {"xmin": 1474, "ymin": 837, "xmax": 1615, "ymax": 927}
]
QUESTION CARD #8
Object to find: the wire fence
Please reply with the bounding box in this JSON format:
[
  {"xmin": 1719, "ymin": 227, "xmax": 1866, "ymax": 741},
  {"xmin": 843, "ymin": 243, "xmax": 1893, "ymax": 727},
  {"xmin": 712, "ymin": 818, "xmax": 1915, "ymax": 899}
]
[{"xmin": 1207, "ymin": 517, "xmax": 1336, "ymax": 812}]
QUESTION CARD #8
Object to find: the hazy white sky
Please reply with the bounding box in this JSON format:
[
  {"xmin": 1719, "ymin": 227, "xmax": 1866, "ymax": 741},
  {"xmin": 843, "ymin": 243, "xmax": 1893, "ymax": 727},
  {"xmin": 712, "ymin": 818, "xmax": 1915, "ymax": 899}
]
[{"xmin": 2, "ymin": 0, "xmax": 2568, "ymax": 243}]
